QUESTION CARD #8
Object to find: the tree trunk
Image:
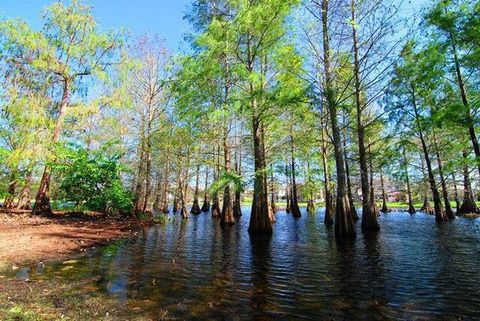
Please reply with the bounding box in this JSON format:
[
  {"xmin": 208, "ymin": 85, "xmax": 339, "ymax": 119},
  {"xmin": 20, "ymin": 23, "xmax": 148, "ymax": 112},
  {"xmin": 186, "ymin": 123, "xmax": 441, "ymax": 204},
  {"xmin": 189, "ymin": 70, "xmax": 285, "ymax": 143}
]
[
  {"xmin": 343, "ymin": 130, "xmax": 359, "ymax": 221},
  {"xmin": 233, "ymin": 150, "xmax": 242, "ymax": 217},
  {"xmin": 191, "ymin": 166, "xmax": 202, "ymax": 215},
  {"xmin": 452, "ymin": 173, "xmax": 460, "ymax": 211},
  {"xmin": 285, "ymin": 162, "xmax": 291, "ymax": 214},
  {"xmin": 201, "ymin": 168, "xmax": 210, "ymax": 212},
  {"xmin": 212, "ymin": 144, "xmax": 221, "ymax": 218},
  {"xmin": 411, "ymin": 86, "xmax": 447, "ymax": 222},
  {"xmin": 380, "ymin": 171, "xmax": 389, "ymax": 213},
  {"xmin": 433, "ymin": 132, "xmax": 454, "ymax": 219},
  {"xmin": 321, "ymin": 124, "xmax": 334, "ymax": 226},
  {"xmin": 419, "ymin": 156, "xmax": 434, "ymax": 214},
  {"xmin": 450, "ymin": 34, "xmax": 480, "ymax": 178},
  {"xmin": 248, "ymin": 104, "xmax": 272, "ymax": 234},
  {"xmin": 16, "ymin": 169, "xmax": 33, "ymax": 211},
  {"xmin": 290, "ymin": 134, "xmax": 301, "ymax": 219},
  {"xmin": 270, "ymin": 164, "xmax": 277, "ymax": 214},
  {"xmin": 221, "ymin": 134, "xmax": 234, "ymax": 226},
  {"xmin": 321, "ymin": 0, "xmax": 355, "ymax": 237},
  {"xmin": 458, "ymin": 151, "xmax": 479, "ymax": 215},
  {"xmin": 403, "ymin": 148, "xmax": 416, "ymax": 214},
  {"xmin": 33, "ymin": 78, "xmax": 71, "ymax": 216},
  {"xmin": 3, "ymin": 172, "xmax": 17, "ymax": 209}
]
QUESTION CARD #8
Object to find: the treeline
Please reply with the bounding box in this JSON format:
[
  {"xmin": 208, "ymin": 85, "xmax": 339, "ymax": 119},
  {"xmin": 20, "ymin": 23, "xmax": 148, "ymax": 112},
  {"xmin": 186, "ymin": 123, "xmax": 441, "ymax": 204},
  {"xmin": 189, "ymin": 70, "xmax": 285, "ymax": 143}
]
[{"xmin": 0, "ymin": 0, "xmax": 479, "ymax": 239}]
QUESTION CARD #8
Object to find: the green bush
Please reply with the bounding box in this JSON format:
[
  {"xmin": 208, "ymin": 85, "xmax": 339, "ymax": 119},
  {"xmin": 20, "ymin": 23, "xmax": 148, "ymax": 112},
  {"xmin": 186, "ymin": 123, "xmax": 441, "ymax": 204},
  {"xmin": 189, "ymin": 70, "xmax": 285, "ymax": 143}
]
[{"xmin": 53, "ymin": 144, "xmax": 133, "ymax": 215}]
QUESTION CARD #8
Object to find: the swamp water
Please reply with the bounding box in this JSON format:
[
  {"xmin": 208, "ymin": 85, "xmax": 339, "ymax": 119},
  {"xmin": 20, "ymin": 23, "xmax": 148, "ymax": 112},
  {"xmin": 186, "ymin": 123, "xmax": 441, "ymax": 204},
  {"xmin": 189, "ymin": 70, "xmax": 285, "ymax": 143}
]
[{"xmin": 10, "ymin": 209, "xmax": 480, "ymax": 320}]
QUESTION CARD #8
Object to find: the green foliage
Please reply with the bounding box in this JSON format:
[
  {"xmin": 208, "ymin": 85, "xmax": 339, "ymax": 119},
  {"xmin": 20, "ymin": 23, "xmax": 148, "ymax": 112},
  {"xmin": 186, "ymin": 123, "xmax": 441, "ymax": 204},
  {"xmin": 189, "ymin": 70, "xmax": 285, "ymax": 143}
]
[
  {"xmin": 53, "ymin": 144, "xmax": 133, "ymax": 215},
  {"xmin": 209, "ymin": 170, "xmax": 244, "ymax": 196}
]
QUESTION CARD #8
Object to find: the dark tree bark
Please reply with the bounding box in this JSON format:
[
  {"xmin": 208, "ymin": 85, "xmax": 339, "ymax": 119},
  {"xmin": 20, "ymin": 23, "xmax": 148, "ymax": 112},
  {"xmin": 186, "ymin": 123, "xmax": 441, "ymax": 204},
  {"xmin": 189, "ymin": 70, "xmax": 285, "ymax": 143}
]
[
  {"xmin": 191, "ymin": 166, "xmax": 202, "ymax": 215},
  {"xmin": 201, "ymin": 168, "xmax": 211, "ymax": 212},
  {"xmin": 450, "ymin": 33, "xmax": 480, "ymax": 178},
  {"xmin": 321, "ymin": 0, "xmax": 355, "ymax": 237},
  {"xmin": 350, "ymin": 0, "xmax": 376, "ymax": 232},
  {"xmin": 433, "ymin": 132, "xmax": 454, "ymax": 219},
  {"xmin": 368, "ymin": 147, "xmax": 380, "ymax": 218},
  {"xmin": 321, "ymin": 123, "xmax": 334, "ymax": 226},
  {"xmin": 248, "ymin": 106, "xmax": 272, "ymax": 234},
  {"xmin": 458, "ymin": 151, "xmax": 479, "ymax": 215},
  {"xmin": 270, "ymin": 164, "xmax": 277, "ymax": 214},
  {"xmin": 289, "ymin": 134, "xmax": 301, "ymax": 219},
  {"xmin": 452, "ymin": 173, "xmax": 461, "ymax": 211},
  {"xmin": 380, "ymin": 172, "xmax": 389, "ymax": 213},
  {"xmin": 420, "ymin": 156, "xmax": 434, "ymax": 215},
  {"xmin": 233, "ymin": 150, "xmax": 242, "ymax": 217},
  {"xmin": 411, "ymin": 86, "xmax": 448, "ymax": 222},
  {"xmin": 285, "ymin": 162, "xmax": 291, "ymax": 214},
  {"xmin": 33, "ymin": 79, "xmax": 71, "ymax": 216},
  {"xmin": 403, "ymin": 148, "xmax": 416, "ymax": 214},
  {"xmin": 343, "ymin": 130, "xmax": 359, "ymax": 221}
]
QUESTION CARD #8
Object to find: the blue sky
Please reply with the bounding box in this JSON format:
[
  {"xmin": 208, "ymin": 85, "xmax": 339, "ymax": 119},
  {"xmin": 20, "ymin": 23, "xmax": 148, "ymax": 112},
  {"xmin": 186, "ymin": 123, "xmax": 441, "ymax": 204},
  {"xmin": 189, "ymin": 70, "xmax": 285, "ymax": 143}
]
[
  {"xmin": 0, "ymin": 0, "xmax": 427, "ymax": 53},
  {"xmin": 0, "ymin": 0, "xmax": 192, "ymax": 52}
]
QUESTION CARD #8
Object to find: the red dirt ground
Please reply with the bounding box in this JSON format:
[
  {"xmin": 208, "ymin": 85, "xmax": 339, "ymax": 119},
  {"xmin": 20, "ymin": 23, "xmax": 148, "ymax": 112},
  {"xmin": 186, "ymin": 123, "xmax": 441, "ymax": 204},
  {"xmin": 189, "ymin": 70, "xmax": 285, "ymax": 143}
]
[{"xmin": 0, "ymin": 211, "xmax": 145, "ymax": 269}]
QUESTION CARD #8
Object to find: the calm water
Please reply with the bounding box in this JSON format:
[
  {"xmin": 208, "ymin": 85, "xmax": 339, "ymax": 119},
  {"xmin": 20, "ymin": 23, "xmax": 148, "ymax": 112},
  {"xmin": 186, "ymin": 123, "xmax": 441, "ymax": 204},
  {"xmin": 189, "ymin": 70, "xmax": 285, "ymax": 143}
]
[{"xmin": 13, "ymin": 209, "xmax": 480, "ymax": 320}]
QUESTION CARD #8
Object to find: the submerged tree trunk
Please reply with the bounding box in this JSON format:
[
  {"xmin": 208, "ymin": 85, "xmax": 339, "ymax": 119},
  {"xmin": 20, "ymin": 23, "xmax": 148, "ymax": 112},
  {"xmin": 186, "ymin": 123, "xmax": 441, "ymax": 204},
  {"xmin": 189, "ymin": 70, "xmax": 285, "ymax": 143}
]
[
  {"xmin": 403, "ymin": 148, "xmax": 416, "ymax": 214},
  {"xmin": 212, "ymin": 144, "xmax": 221, "ymax": 219},
  {"xmin": 450, "ymin": 34, "xmax": 480, "ymax": 178},
  {"xmin": 321, "ymin": 123, "xmax": 334, "ymax": 226},
  {"xmin": 33, "ymin": 79, "xmax": 71, "ymax": 216},
  {"xmin": 290, "ymin": 134, "xmax": 301, "ymax": 219},
  {"xmin": 367, "ymin": 146, "xmax": 380, "ymax": 219},
  {"xmin": 191, "ymin": 166, "xmax": 202, "ymax": 215},
  {"xmin": 321, "ymin": 0, "xmax": 355, "ymax": 237},
  {"xmin": 270, "ymin": 164, "xmax": 277, "ymax": 214},
  {"xmin": 343, "ymin": 131, "xmax": 358, "ymax": 221},
  {"xmin": 233, "ymin": 149, "xmax": 242, "ymax": 217},
  {"xmin": 201, "ymin": 168, "xmax": 210, "ymax": 213},
  {"xmin": 433, "ymin": 132, "xmax": 454, "ymax": 220},
  {"xmin": 221, "ymin": 133, "xmax": 235, "ymax": 226},
  {"xmin": 458, "ymin": 151, "xmax": 479, "ymax": 215},
  {"xmin": 248, "ymin": 105, "xmax": 272, "ymax": 234},
  {"xmin": 452, "ymin": 173, "xmax": 461, "ymax": 211},
  {"xmin": 380, "ymin": 172, "xmax": 389, "ymax": 213},
  {"xmin": 420, "ymin": 156, "xmax": 433, "ymax": 215},
  {"xmin": 411, "ymin": 86, "xmax": 447, "ymax": 222}
]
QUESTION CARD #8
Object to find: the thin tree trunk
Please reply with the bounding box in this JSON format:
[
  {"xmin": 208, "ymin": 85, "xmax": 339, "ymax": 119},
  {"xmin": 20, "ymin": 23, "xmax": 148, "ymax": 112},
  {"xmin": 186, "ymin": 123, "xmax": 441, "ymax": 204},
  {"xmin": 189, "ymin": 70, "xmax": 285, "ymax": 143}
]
[
  {"xmin": 290, "ymin": 133, "xmax": 301, "ymax": 219},
  {"xmin": 233, "ymin": 148, "xmax": 242, "ymax": 217},
  {"xmin": 351, "ymin": 0, "xmax": 377, "ymax": 232},
  {"xmin": 411, "ymin": 86, "xmax": 447, "ymax": 222},
  {"xmin": 420, "ymin": 155, "xmax": 433, "ymax": 214},
  {"xmin": 321, "ymin": 0, "xmax": 354, "ymax": 237},
  {"xmin": 201, "ymin": 167, "xmax": 210, "ymax": 212},
  {"xmin": 380, "ymin": 171, "xmax": 389, "ymax": 213},
  {"xmin": 343, "ymin": 130, "xmax": 359, "ymax": 221},
  {"xmin": 270, "ymin": 164, "xmax": 277, "ymax": 214},
  {"xmin": 321, "ymin": 122, "xmax": 333, "ymax": 226},
  {"xmin": 191, "ymin": 165, "xmax": 202, "ymax": 215},
  {"xmin": 403, "ymin": 148, "xmax": 416, "ymax": 214},
  {"xmin": 433, "ymin": 132, "xmax": 454, "ymax": 219},
  {"xmin": 221, "ymin": 133, "xmax": 234, "ymax": 226}
]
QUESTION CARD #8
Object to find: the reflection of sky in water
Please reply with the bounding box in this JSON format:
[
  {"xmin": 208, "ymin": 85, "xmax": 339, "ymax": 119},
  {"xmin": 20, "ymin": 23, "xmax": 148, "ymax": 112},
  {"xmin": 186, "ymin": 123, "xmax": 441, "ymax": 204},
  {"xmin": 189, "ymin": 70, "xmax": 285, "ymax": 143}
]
[{"xmin": 9, "ymin": 208, "xmax": 480, "ymax": 320}]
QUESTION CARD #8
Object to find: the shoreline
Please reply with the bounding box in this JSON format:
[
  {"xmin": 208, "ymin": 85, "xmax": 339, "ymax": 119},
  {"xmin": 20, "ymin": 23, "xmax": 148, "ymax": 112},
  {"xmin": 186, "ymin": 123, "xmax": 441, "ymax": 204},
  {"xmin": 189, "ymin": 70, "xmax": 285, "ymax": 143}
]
[{"xmin": 0, "ymin": 211, "xmax": 149, "ymax": 271}]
